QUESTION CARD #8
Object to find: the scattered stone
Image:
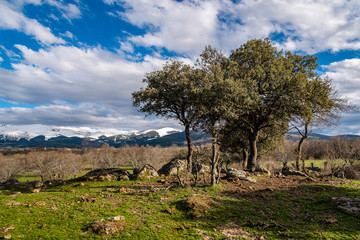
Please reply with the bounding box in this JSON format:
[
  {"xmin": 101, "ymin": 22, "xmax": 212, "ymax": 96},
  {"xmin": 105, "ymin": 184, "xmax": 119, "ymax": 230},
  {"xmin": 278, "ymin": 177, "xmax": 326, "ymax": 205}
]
[
  {"xmin": 133, "ymin": 164, "xmax": 159, "ymax": 180},
  {"xmin": 9, "ymin": 192, "xmax": 21, "ymax": 197},
  {"xmin": 5, "ymin": 202, "xmax": 20, "ymax": 206},
  {"xmin": 80, "ymin": 168, "xmax": 131, "ymax": 182},
  {"xmin": 78, "ymin": 182, "xmax": 85, "ymax": 187},
  {"xmin": 255, "ymin": 166, "xmax": 271, "ymax": 175},
  {"xmin": 218, "ymin": 222, "xmax": 254, "ymax": 239},
  {"xmin": 1, "ymin": 179, "xmax": 20, "ymax": 185},
  {"xmin": 3, "ymin": 234, "xmax": 11, "ymax": 239},
  {"xmin": 157, "ymin": 179, "xmax": 166, "ymax": 184},
  {"xmin": 227, "ymin": 168, "xmax": 246, "ymax": 179},
  {"xmin": 79, "ymin": 195, "xmax": 97, "ymax": 203},
  {"xmin": 108, "ymin": 216, "xmax": 125, "ymax": 221},
  {"xmin": 282, "ymin": 167, "xmax": 307, "ymax": 177},
  {"xmin": 332, "ymin": 197, "xmax": 360, "ymax": 215},
  {"xmin": 26, "ymin": 181, "xmax": 43, "ymax": 189},
  {"xmin": 325, "ymin": 218, "xmax": 338, "ymax": 224},
  {"xmin": 226, "ymin": 168, "xmax": 256, "ymax": 183},
  {"xmin": 31, "ymin": 189, "xmax": 40, "ymax": 193},
  {"xmin": 0, "ymin": 225, "xmax": 15, "ymax": 234},
  {"xmin": 158, "ymin": 158, "xmax": 187, "ymax": 176},
  {"xmin": 50, "ymin": 205, "xmax": 58, "ymax": 210},
  {"xmin": 88, "ymin": 216, "xmax": 125, "ymax": 235},
  {"xmin": 44, "ymin": 179, "xmax": 66, "ymax": 186}
]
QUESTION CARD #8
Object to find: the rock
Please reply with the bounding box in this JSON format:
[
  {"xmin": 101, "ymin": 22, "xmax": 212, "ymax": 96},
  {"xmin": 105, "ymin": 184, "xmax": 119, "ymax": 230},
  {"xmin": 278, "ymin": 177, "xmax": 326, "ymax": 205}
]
[
  {"xmin": 325, "ymin": 218, "xmax": 337, "ymax": 224},
  {"xmin": 158, "ymin": 158, "xmax": 187, "ymax": 176},
  {"xmin": 332, "ymin": 197, "xmax": 360, "ymax": 215},
  {"xmin": 88, "ymin": 217, "xmax": 125, "ymax": 235},
  {"xmin": 108, "ymin": 216, "xmax": 125, "ymax": 221},
  {"xmin": 3, "ymin": 234, "xmax": 11, "ymax": 239},
  {"xmin": 255, "ymin": 166, "xmax": 271, "ymax": 175},
  {"xmin": 133, "ymin": 164, "xmax": 159, "ymax": 180},
  {"xmin": 226, "ymin": 168, "xmax": 256, "ymax": 183},
  {"xmin": 226, "ymin": 168, "xmax": 247, "ymax": 179},
  {"xmin": 80, "ymin": 168, "xmax": 131, "ymax": 182},
  {"xmin": 9, "ymin": 192, "xmax": 21, "ymax": 197},
  {"xmin": 1, "ymin": 179, "xmax": 20, "ymax": 185},
  {"xmin": 31, "ymin": 189, "xmax": 40, "ymax": 193},
  {"xmin": 282, "ymin": 167, "xmax": 307, "ymax": 177},
  {"xmin": 27, "ymin": 181, "xmax": 43, "ymax": 189},
  {"xmin": 44, "ymin": 179, "xmax": 66, "ymax": 186}
]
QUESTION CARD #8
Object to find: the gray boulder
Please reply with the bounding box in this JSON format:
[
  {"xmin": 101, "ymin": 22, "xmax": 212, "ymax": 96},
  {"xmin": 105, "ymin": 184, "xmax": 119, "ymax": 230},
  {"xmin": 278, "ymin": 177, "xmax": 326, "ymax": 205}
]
[
  {"xmin": 158, "ymin": 158, "xmax": 187, "ymax": 176},
  {"xmin": 255, "ymin": 166, "xmax": 271, "ymax": 175},
  {"xmin": 332, "ymin": 197, "xmax": 360, "ymax": 215},
  {"xmin": 80, "ymin": 168, "xmax": 130, "ymax": 182},
  {"xmin": 226, "ymin": 168, "xmax": 256, "ymax": 183},
  {"xmin": 133, "ymin": 164, "xmax": 159, "ymax": 180}
]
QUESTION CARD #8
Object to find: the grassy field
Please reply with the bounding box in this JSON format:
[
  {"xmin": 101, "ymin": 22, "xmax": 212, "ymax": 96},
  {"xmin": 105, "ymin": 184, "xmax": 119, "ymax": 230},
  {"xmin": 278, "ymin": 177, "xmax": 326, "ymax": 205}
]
[{"xmin": 1, "ymin": 174, "xmax": 360, "ymax": 239}]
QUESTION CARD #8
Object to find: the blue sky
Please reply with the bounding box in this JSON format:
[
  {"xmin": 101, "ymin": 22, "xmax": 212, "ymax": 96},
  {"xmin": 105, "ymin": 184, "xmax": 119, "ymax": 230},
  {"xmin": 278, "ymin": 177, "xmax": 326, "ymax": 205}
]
[{"xmin": 0, "ymin": 0, "xmax": 359, "ymax": 134}]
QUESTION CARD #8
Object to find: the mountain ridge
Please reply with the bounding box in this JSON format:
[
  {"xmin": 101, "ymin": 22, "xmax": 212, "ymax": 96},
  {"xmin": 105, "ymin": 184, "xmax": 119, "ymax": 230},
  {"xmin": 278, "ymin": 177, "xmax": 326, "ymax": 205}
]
[{"xmin": 0, "ymin": 124, "xmax": 358, "ymax": 149}]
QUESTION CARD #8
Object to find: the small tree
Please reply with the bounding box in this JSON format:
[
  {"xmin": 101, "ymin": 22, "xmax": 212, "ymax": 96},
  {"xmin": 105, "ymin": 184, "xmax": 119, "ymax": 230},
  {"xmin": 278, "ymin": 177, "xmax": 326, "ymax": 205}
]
[
  {"xmin": 132, "ymin": 60, "xmax": 199, "ymax": 177},
  {"xmin": 292, "ymin": 77, "xmax": 356, "ymax": 170},
  {"xmin": 195, "ymin": 46, "xmax": 230, "ymax": 185}
]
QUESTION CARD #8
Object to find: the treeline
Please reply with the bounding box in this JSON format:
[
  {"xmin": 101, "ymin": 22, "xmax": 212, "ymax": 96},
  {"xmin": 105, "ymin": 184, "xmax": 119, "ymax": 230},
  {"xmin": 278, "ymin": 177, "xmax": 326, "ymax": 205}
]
[
  {"xmin": 0, "ymin": 145, "xmax": 181, "ymax": 182},
  {"xmin": 132, "ymin": 38, "xmax": 353, "ymax": 185}
]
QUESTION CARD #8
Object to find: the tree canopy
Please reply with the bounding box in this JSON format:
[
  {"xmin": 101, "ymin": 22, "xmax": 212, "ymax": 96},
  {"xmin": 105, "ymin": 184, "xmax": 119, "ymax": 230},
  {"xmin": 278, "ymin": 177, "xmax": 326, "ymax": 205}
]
[{"xmin": 132, "ymin": 38, "xmax": 350, "ymax": 180}]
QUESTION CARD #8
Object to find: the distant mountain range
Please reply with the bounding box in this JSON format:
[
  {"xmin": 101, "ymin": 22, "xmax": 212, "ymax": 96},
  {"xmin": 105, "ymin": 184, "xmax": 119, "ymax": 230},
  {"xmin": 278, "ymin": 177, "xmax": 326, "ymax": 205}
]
[
  {"xmin": 0, "ymin": 124, "xmax": 358, "ymax": 149},
  {"xmin": 0, "ymin": 124, "xmax": 208, "ymax": 148}
]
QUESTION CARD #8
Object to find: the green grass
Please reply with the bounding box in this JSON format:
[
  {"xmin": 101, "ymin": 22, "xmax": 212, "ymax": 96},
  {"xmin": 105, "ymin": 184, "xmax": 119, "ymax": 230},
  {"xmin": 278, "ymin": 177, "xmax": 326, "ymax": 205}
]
[{"xmin": 1, "ymin": 176, "xmax": 360, "ymax": 239}]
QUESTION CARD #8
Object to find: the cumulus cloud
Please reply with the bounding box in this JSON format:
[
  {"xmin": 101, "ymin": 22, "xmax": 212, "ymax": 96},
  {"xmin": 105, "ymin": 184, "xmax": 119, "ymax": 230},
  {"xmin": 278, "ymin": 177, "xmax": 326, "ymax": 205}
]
[
  {"xmin": 324, "ymin": 58, "xmax": 360, "ymax": 105},
  {"xmin": 0, "ymin": 44, "xmax": 181, "ymax": 129},
  {"xmin": 0, "ymin": 0, "xmax": 64, "ymax": 44},
  {"xmin": 0, "ymin": 102, "xmax": 181, "ymax": 130},
  {"xmin": 44, "ymin": 0, "xmax": 82, "ymax": 20},
  {"xmin": 0, "ymin": 44, "xmax": 159, "ymax": 106},
  {"xmin": 108, "ymin": 0, "xmax": 220, "ymax": 57},
  {"xmin": 106, "ymin": 0, "xmax": 360, "ymax": 55}
]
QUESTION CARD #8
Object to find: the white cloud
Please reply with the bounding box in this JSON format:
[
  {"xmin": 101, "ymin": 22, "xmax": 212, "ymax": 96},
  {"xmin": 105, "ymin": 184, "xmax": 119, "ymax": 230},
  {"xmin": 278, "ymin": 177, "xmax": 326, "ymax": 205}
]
[
  {"xmin": 109, "ymin": 0, "xmax": 220, "ymax": 57},
  {"xmin": 323, "ymin": 58, "xmax": 360, "ymax": 105},
  {"xmin": 226, "ymin": 0, "xmax": 360, "ymax": 54},
  {"xmin": 0, "ymin": 102, "xmax": 181, "ymax": 130},
  {"xmin": 44, "ymin": 0, "xmax": 82, "ymax": 20},
  {"xmin": 0, "ymin": 56, "xmax": 3, "ymax": 62},
  {"xmin": 107, "ymin": 0, "xmax": 360, "ymax": 55},
  {"xmin": 0, "ymin": 0, "xmax": 64, "ymax": 44}
]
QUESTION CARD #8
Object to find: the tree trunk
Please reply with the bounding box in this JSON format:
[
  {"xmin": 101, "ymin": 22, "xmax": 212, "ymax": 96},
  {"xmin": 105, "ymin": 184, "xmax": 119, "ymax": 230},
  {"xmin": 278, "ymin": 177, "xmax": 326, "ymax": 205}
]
[
  {"xmin": 247, "ymin": 129, "xmax": 259, "ymax": 172},
  {"xmin": 185, "ymin": 125, "xmax": 193, "ymax": 176},
  {"xmin": 210, "ymin": 136, "xmax": 219, "ymax": 186},
  {"xmin": 295, "ymin": 124, "xmax": 308, "ymax": 171},
  {"xmin": 242, "ymin": 148, "xmax": 248, "ymax": 170},
  {"xmin": 296, "ymin": 136, "xmax": 306, "ymax": 170}
]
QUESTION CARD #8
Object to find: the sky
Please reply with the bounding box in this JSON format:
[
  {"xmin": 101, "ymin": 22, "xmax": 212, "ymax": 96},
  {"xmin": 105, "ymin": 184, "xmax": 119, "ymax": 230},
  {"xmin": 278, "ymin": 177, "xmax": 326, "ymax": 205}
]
[{"xmin": 0, "ymin": 0, "xmax": 359, "ymax": 134}]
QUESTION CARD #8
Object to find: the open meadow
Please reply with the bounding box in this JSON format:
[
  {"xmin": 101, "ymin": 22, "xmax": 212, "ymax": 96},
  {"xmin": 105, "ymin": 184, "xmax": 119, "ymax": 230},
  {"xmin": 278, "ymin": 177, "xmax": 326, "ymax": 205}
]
[{"xmin": 0, "ymin": 144, "xmax": 360, "ymax": 239}]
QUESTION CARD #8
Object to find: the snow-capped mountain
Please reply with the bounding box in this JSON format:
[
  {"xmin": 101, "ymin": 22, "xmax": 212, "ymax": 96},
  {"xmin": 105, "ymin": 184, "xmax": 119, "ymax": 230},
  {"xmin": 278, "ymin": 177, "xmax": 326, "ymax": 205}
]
[{"xmin": 0, "ymin": 124, "xmax": 181, "ymax": 141}]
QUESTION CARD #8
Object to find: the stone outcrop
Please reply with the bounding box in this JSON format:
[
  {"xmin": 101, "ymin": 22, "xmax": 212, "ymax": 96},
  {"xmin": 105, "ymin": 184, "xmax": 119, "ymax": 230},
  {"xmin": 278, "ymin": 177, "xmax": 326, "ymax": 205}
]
[
  {"xmin": 332, "ymin": 197, "xmax": 360, "ymax": 215},
  {"xmin": 158, "ymin": 158, "xmax": 187, "ymax": 176},
  {"xmin": 255, "ymin": 166, "xmax": 271, "ymax": 175},
  {"xmin": 88, "ymin": 216, "xmax": 125, "ymax": 235},
  {"xmin": 226, "ymin": 168, "xmax": 256, "ymax": 183},
  {"xmin": 80, "ymin": 168, "xmax": 130, "ymax": 182},
  {"xmin": 281, "ymin": 167, "xmax": 307, "ymax": 177},
  {"xmin": 133, "ymin": 164, "xmax": 159, "ymax": 180}
]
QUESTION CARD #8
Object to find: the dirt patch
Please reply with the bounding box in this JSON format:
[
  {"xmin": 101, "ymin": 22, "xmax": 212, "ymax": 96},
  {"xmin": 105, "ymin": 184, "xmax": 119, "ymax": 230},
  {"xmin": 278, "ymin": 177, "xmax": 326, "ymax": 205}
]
[{"xmin": 218, "ymin": 222, "xmax": 257, "ymax": 239}]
